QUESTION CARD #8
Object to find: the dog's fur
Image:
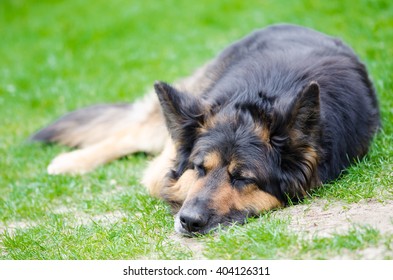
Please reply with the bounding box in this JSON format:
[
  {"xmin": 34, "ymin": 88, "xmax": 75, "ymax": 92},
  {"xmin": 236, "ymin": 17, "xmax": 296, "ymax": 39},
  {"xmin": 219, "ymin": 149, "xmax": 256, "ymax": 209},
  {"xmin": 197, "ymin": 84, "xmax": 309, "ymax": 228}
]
[{"xmin": 31, "ymin": 24, "xmax": 380, "ymax": 235}]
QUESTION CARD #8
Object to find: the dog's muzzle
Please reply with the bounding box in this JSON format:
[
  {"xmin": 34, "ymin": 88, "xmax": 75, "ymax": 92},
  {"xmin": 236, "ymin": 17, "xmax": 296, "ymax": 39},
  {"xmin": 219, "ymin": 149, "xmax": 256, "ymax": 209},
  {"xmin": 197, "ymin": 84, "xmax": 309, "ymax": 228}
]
[{"xmin": 174, "ymin": 205, "xmax": 249, "ymax": 236}]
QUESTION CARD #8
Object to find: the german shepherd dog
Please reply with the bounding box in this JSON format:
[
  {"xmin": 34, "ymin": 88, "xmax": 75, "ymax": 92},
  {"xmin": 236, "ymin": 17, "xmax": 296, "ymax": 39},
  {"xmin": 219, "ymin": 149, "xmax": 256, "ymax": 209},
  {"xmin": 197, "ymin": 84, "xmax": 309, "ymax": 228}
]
[{"xmin": 31, "ymin": 24, "xmax": 380, "ymax": 235}]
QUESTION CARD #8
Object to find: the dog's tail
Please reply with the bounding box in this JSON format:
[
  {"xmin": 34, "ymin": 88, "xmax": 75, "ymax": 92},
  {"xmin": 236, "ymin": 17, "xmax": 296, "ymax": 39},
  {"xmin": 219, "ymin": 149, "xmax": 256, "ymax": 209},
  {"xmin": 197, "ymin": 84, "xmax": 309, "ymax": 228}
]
[{"xmin": 29, "ymin": 103, "xmax": 137, "ymax": 148}]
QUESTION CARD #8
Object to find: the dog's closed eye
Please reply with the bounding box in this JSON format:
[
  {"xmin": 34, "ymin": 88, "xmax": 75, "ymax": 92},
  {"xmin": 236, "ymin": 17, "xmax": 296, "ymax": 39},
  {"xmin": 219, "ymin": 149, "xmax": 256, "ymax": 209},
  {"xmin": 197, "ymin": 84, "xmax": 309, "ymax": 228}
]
[{"xmin": 193, "ymin": 163, "xmax": 206, "ymax": 177}]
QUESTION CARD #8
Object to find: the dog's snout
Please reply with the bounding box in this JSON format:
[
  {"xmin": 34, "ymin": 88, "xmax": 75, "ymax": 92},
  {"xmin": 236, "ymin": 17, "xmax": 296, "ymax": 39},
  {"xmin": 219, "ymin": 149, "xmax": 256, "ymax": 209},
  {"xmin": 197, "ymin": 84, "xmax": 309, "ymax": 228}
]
[{"xmin": 179, "ymin": 211, "xmax": 208, "ymax": 233}]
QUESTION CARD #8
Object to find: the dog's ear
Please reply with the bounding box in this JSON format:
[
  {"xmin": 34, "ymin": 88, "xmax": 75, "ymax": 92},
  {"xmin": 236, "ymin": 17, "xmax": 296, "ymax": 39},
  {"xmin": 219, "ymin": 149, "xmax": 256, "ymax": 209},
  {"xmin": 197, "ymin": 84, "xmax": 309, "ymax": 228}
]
[
  {"xmin": 154, "ymin": 81, "xmax": 203, "ymax": 142},
  {"xmin": 274, "ymin": 82, "xmax": 321, "ymax": 201},
  {"xmin": 270, "ymin": 81, "xmax": 320, "ymax": 143},
  {"xmin": 289, "ymin": 81, "xmax": 320, "ymax": 135}
]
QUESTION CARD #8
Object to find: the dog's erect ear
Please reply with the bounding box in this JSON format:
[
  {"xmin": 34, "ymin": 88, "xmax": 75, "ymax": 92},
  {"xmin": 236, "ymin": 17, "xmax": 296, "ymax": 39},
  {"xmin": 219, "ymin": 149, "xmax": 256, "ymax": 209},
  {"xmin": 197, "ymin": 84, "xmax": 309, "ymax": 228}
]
[
  {"xmin": 154, "ymin": 81, "xmax": 203, "ymax": 142},
  {"xmin": 274, "ymin": 82, "xmax": 321, "ymax": 202},
  {"xmin": 271, "ymin": 81, "xmax": 320, "ymax": 143},
  {"xmin": 289, "ymin": 81, "xmax": 320, "ymax": 134}
]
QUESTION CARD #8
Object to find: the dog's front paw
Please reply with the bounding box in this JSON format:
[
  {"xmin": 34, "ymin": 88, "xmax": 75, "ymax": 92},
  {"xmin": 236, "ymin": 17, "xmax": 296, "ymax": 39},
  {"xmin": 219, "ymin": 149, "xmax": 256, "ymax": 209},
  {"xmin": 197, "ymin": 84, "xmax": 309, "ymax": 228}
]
[{"xmin": 47, "ymin": 150, "xmax": 96, "ymax": 175}]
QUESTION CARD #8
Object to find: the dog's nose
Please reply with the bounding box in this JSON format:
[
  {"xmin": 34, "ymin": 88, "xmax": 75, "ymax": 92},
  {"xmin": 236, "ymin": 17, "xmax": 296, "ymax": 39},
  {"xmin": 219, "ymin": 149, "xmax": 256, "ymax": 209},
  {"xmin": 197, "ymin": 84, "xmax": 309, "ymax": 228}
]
[{"xmin": 179, "ymin": 212, "xmax": 208, "ymax": 233}]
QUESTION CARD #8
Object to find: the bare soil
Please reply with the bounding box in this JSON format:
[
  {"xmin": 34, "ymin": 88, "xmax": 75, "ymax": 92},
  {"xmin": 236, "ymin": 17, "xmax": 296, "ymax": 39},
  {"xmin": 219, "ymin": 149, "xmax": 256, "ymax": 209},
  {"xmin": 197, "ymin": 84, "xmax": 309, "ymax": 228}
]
[{"xmin": 273, "ymin": 198, "xmax": 393, "ymax": 237}]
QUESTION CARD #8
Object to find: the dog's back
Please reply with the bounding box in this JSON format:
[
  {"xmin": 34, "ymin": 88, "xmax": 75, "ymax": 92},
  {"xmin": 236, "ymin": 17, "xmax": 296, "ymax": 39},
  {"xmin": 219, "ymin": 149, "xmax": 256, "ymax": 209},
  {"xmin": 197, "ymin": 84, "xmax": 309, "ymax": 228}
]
[{"xmin": 189, "ymin": 24, "xmax": 380, "ymax": 183}]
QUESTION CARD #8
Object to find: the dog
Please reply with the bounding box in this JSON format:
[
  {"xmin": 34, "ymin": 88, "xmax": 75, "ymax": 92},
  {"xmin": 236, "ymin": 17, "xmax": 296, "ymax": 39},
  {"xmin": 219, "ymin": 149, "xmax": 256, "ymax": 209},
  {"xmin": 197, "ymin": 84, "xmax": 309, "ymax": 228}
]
[{"xmin": 31, "ymin": 24, "xmax": 380, "ymax": 235}]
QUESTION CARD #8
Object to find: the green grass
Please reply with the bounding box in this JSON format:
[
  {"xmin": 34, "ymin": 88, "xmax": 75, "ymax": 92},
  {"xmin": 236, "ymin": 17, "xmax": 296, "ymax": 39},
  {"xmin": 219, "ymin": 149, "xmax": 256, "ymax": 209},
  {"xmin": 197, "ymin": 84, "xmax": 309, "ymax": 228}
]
[
  {"xmin": 204, "ymin": 215, "xmax": 383, "ymax": 259},
  {"xmin": 1, "ymin": 0, "xmax": 392, "ymax": 259}
]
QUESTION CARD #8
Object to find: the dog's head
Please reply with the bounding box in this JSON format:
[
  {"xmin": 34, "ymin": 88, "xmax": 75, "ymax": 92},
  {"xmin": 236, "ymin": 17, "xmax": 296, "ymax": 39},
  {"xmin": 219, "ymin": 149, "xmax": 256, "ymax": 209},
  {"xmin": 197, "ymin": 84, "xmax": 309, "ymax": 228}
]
[{"xmin": 154, "ymin": 81, "xmax": 321, "ymax": 235}]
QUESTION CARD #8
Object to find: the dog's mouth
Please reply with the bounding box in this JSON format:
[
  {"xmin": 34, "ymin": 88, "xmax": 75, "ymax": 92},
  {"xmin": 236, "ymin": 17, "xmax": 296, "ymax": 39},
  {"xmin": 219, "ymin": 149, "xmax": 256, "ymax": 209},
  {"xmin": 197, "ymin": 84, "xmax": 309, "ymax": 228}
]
[{"xmin": 174, "ymin": 210, "xmax": 250, "ymax": 236}]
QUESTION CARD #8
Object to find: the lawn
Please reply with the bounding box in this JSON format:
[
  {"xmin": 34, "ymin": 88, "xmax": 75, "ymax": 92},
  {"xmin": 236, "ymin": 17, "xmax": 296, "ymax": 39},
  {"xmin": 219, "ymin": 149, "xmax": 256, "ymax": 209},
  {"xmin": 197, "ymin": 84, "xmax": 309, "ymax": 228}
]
[{"xmin": 0, "ymin": 0, "xmax": 392, "ymax": 259}]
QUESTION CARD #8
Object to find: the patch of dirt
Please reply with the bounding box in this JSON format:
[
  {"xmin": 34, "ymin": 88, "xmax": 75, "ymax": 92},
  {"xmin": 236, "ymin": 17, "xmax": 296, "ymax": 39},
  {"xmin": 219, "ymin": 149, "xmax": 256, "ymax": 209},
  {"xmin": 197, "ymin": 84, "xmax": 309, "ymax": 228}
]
[
  {"xmin": 273, "ymin": 198, "xmax": 393, "ymax": 238},
  {"xmin": 272, "ymin": 198, "xmax": 393, "ymax": 259}
]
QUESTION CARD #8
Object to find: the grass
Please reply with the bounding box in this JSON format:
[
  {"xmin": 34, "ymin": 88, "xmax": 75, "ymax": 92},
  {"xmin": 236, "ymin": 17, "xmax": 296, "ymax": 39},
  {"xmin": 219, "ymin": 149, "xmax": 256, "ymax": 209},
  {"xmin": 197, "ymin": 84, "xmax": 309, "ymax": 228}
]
[
  {"xmin": 0, "ymin": 0, "xmax": 392, "ymax": 259},
  {"xmin": 203, "ymin": 216, "xmax": 383, "ymax": 259}
]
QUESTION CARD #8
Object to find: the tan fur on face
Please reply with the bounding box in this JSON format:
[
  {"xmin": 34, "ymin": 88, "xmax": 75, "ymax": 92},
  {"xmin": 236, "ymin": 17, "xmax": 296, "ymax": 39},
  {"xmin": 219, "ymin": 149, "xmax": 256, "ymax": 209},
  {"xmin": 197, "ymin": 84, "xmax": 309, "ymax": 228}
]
[
  {"xmin": 199, "ymin": 114, "xmax": 217, "ymax": 134},
  {"xmin": 165, "ymin": 169, "xmax": 199, "ymax": 203},
  {"xmin": 228, "ymin": 161, "xmax": 257, "ymax": 181},
  {"xmin": 203, "ymin": 151, "xmax": 221, "ymax": 171},
  {"xmin": 235, "ymin": 185, "xmax": 282, "ymax": 212},
  {"xmin": 210, "ymin": 182, "xmax": 282, "ymax": 215},
  {"xmin": 228, "ymin": 161, "xmax": 237, "ymax": 175},
  {"xmin": 255, "ymin": 124, "xmax": 271, "ymax": 143}
]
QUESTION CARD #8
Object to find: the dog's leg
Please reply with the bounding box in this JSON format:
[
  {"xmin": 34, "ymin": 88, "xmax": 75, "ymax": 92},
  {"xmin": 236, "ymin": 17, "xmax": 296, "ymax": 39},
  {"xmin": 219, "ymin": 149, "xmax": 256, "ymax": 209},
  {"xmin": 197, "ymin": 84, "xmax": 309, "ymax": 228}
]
[
  {"xmin": 47, "ymin": 121, "xmax": 167, "ymax": 175},
  {"xmin": 141, "ymin": 139, "xmax": 176, "ymax": 197},
  {"xmin": 46, "ymin": 93, "xmax": 168, "ymax": 175}
]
